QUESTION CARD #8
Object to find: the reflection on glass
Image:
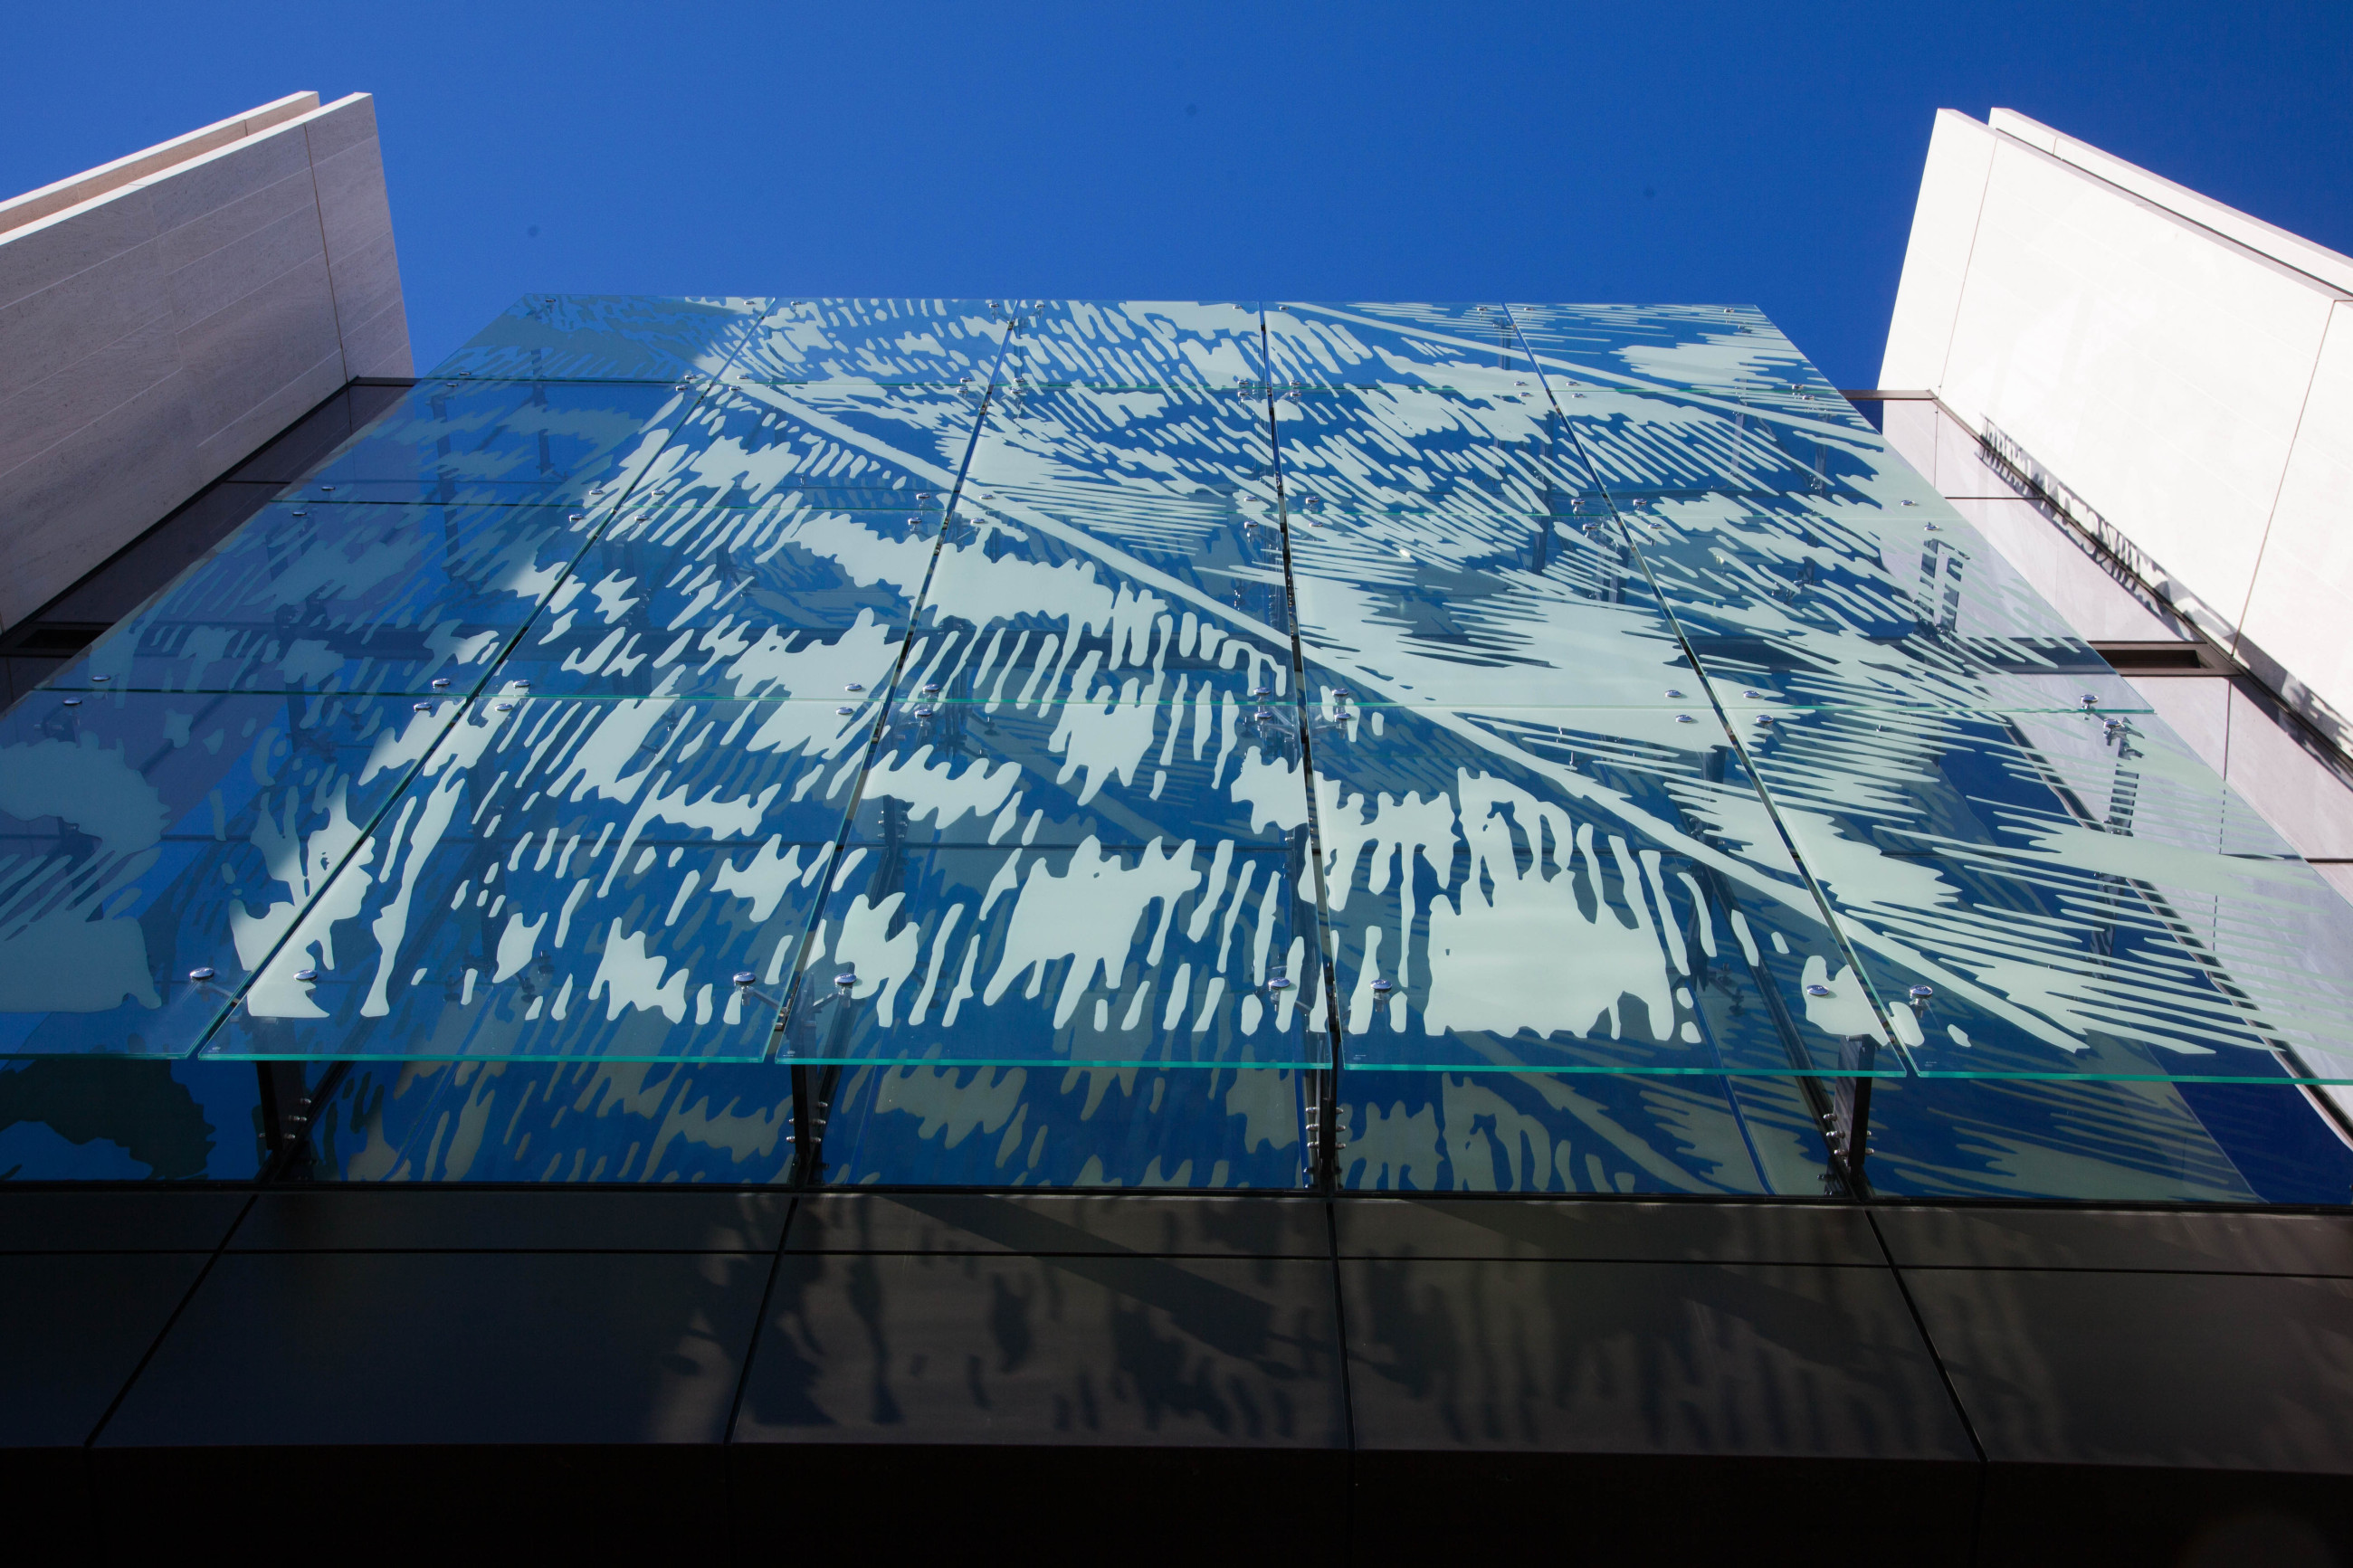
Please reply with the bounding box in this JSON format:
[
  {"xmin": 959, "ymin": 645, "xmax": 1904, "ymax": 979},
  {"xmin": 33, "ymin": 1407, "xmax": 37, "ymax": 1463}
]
[
  {"xmin": 60, "ymin": 502, "xmax": 592, "ymax": 697},
  {"xmin": 430, "ymin": 294, "xmax": 769, "ymax": 382},
  {"xmin": 1747, "ymin": 704, "xmax": 2353, "ymax": 1083},
  {"xmin": 1313, "ymin": 702, "xmax": 1889, "ymax": 1078},
  {"xmin": 1265, "ymin": 302, "xmax": 1536, "ymax": 389},
  {"xmin": 960, "ymin": 385, "xmax": 1282, "ymax": 600},
  {"xmin": 1623, "ymin": 490, "xmax": 2146, "ymax": 712},
  {"xmin": 1006, "ymin": 300, "xmax": 1266, "ymax": 389},
  {"xmin": 212, "ymin": 694, "xmax": 868, "ymax": 1061},
  {"xmin": 0, "ymin": 690, "xmax": 454, "ymax": 1056},
  {"xmin": 1513, "ymin": 303, "xmax": 1863, "ymax": 425},
  {"xmin": 912, "ymin": 514, "xmax": 1295, "ymax": 699},
  {"xmin": 2, "ymin": 295, "xmax": 2345, "ymax": 1213},
  {"xmin": 782, "ymin": 838, "xmax": 1328, "ymax": 1070},
  {"xmin": 284, "ymin": 378, "xmax": 691, "ymax": 506},
  {"xmin": 849, "ymin": 684, "xmax": 1308, "ymax": 853},
  {"xmin": 731, "ymin": 298, "xmax": 1012, "ymax": 385}
]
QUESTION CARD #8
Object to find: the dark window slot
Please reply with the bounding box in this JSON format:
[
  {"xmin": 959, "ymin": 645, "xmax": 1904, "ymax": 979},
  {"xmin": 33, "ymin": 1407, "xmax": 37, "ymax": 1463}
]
[
  {"xmin": 1, "ymin": 623, "xmax": 107, "ymax": 654},
  {"xmin": 2097, "ymin": 646, "xmax": 2207, "ymax": 670}
]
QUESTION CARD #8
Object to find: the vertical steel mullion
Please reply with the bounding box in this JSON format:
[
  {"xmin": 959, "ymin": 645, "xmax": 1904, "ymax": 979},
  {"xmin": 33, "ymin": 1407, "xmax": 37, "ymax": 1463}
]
[
  {"xmin": 1257, "ymin": 317, "xmax": 1341, "ymax": 1193},
  {"xmin": 776, "ymin": 310, "xmax": 1018, "ymax": 1185},
  {"xmin": 1502, "ymin": 306, "xmax": 1881, "ymax": 1194}
]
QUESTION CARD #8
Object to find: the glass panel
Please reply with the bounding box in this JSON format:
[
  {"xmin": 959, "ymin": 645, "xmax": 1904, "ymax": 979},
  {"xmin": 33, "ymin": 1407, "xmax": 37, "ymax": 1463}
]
[
  {"xmin": 632, "ymin": 383, "xmax": 986, "ymax": 511},
  {"xmin": 0, "ymin": 1058, "xmax": 270, "ymax": 1179},
  {"xmin": 1274, "ymin": 386, "xmax": 1692, "ymax": 708},
  {"xmin": 730, "ymin": 298, "xmax": 1012, "ymax": 385},
  {"xmin": 430, "ymin": 294, "xmax": 768, "ymax": 382},
  {"xmin": 33, "ymin": 482, "xmax": 281, "ymax": 630},
  {"xmin": 845, "ymin": 679, "xmax": 1309, "ymax": 852},
  {"xmin": 11, "ymin": 288, "xmax": 2345, "ymax": 1176},
  {"xmin": 1312, "ymin": 701, "xmax": 1898, "ymax": 1079},
  {"xmin": 1265, "ymin": 302, "xmax": 1538, "ymax": 389},
  {"xmin": 910, "ymin": 517, "xmax": 1296, "ymax": 699},
  {"xmin": 1005, "ymin": 300, "xmax": 1266, "ymax": 389},
  {"xmin": 0, "ymin": 690, "xmax": 456, "ymax": 1058},
  {"xmin": 1623, "ymin": 492, "xmax": 2148, "ymax": 712},
  {"xmin": 495, "ymin": 503, "xmax": 927, "ymax": 700},
  {"xmin": 811, "ymin": 1059, "xmax": 1310, "ymax": 1187},
  {"xmin": 1856, "ymin": 1072, "xmax": 2353, "ymax": 1204},
  {"xmin": 1272, "ymin": 384, "xmax": 1588, "ymax": 518},
  {"xmin": 1744, "ymin": 702, "xmax": 2353, "ymax": 1083},
  {"xmin": 1562, "ymin": 388, "xmax": 1891, "ymax": 502},
  {"xmin": 1336, "ymin": 1069, "xmax": 1829, "ymax": 1193},
  {"xmin": 491, "ymin": 382, "xmax": 984, "ymax": 699},
  {"xmin": 281, "ymin": 379, "xmax": 696, "ymax": 507},
  {"xmin": 895, "ymin": 603, "xmax": 1295, "ymax": 717},
  {"xmin": 308, "ymin": 1060, "xmax": 799, "ymax": 1183},
  {"xmin": 1514, "ymin": 304, "xmax": 1861, "ymax": 419},
  {"xmin": 957, "ymin": 385, "xmax": 1283, "ymax": 601},
  {"xmin": 205, "ymin": 694, "xmax": 866, "ymax": 1061},
  {"xmin": 780, "ymin": 838, "xmax": 1328, "ymax": 1070},
  {"xmin": 1291, "ymin": 553, "xmax": 1696, "ymax": 710},
  {"xmin": 224, "ymin": 382, "xmax": 414, "ymax": 483},
  {"xmin": 54, "ymin": 502, "xmax": 594, "ymax": 698}
]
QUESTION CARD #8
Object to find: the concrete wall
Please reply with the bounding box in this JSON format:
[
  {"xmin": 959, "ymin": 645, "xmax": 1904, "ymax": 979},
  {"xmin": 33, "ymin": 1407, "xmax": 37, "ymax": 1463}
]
[
  {"xmin": 0, "ymin": 92, "xmax": 412, "ymax": 627},
  {"xmin": 1877, "ymin": 390, "xmax": 2353, "ymax": 906},
  {"xmin": 1881, "ymin": 107, "xmax": 2353, "ymax": 747}
]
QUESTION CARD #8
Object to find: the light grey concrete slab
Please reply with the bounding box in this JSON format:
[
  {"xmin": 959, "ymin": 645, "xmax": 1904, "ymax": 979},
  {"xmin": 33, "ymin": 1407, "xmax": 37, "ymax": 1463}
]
[
  {"xmin": 2, "ymin": 374, "xmax": 199, "ymax": 622},
  {"xmin": 146, "ymin": 124, "xmax": 314, "ymax": 241},
  {"xmin": 0, "ymin": 183, "xmax": 164, "ymax": 311},
  {"xmin": 2224, "ymin": 681, "xmax": 2353, "ymax": 860},
  {"xmin": 2127, "ymin": 674, "xmax": 2233, "ymax": 781},
  {"xmin": 0, "ymin": 92, "xmax": 407, "ymax": 629},
  {"xmin": 310, "ymin": 135, "xmax": 393, "ymax": 252},
  {"xmin": 300, "ymin": 92, "xmax": 380, "ymax": 166},
  {"xmin": 0, "ymin": 311, "xmax": 181, "ymax": 476},
  {"xmin": 0, "ymin": 91, "xmax": 317, "ymax": 241},
  {"xmin": 0, "ymin": 241, "xmax": 173, "ymax": 402},
  {"xmin": 328, "ymin": 232, "xmax": 405, "ymax": 346},
  {"xmin": 176, "ymin": 255, "xmax": 343, "ymax": 436},
  {"xmin": 165, "ymin": 204, "xmax": 326, "ymax": 329},
  {"xmin": 154, "ymin": 161, "xmax": 319, "ymax": 278},
  {"xmin": 192, "ymin": 349, "xmax": 348, "ymax": 487},
  {"xmin": 337, "ymin": 295, "xmax": 414, "ymax": 378}
]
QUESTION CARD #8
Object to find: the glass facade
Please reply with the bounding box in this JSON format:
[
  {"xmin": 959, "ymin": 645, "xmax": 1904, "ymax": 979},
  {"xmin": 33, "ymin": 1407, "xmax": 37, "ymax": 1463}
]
[{"xmin": 4, "ymin": 297, "xmax": 2350, "ymax": 1201}]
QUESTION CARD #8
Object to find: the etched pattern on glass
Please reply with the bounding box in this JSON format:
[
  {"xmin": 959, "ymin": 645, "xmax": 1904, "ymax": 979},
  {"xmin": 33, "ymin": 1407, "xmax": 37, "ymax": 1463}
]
[{"xmin": 3, "ymin": 297, "xmax": 2346, "ymax": 1120}]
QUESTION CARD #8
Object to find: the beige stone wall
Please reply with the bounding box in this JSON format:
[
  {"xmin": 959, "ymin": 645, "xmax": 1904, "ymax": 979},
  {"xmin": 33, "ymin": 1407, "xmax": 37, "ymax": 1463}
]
[{"xmin": 0, "ymin": 92, "xmax": 412, "ymax": 626}]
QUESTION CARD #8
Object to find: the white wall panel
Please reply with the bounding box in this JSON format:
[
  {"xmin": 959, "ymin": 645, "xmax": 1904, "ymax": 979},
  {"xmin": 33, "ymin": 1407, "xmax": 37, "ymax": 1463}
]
[
  {"xmin": 1947, "ymin": 496, "xmax": 2180, "ymax": 642},
  {"xmin": 1990, "ymin": 109, "xmax": 2353, "ymax": 295},
  {"xmin": 1938, "ymin": 140, "xmax": 2339, "ymax": 646},
  {"xmin": 1882, "ymin": 109, "xmax": 2353, "ymax": 749},
  {"xmin": 2125, "ymin": 675, "xmax": 2232, "ymax": 781},
  {"xmin": 2222, "ymin": 681, "xmax": 2353, "ymax": 860},
  {"xmin": 1877, "ymin": 396, "xmax": 1939, "ymax": 482},
  {"xmin": 2238, "ymin": 303, "xmax": 2353, "ymax": 724},
  {"xmin": 1879, "ymin": 110, "xmax": 1995, "ymax": 391},
  {"xmin": 1929, "ymin": 401, "xmax": 2015, "ymax": 497}
]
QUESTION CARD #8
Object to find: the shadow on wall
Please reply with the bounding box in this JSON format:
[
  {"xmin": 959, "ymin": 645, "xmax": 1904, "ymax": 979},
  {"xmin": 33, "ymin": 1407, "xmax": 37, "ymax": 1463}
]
[{"xmin": 0, "ymin": 1059, "xmax": 246, "ymax": 1180}]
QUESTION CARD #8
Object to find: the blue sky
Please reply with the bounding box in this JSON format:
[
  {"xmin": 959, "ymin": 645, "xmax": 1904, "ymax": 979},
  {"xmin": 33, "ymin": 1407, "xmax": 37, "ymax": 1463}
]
[{"xmin": 6, "ymin": 1, "xmax": 2348, "ymax": 387}]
